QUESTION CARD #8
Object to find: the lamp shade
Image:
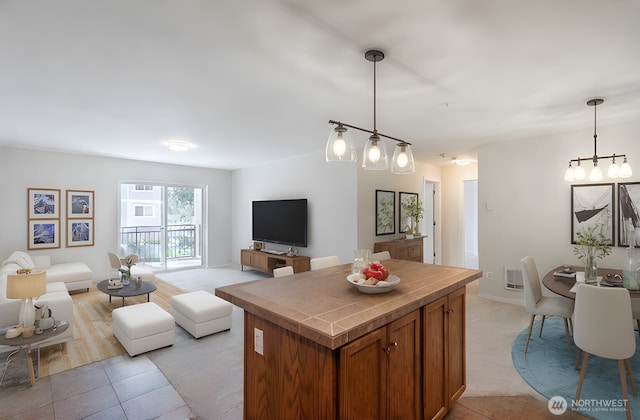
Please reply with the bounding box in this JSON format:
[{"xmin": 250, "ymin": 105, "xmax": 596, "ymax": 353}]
[
  {"xmin": 391, "ymin": 142, "xmax": 415, "ymax": 174},
  {"xmin": 6, "ymin": 271, "xmax": 47, "ymax": 299},
  {"xmin": 326, "ymin": 125, "xmax": 357, "ymax": 163},
  {"xmin": 362, "ymin": 134, "xmax": 389, "ymax": 170}
]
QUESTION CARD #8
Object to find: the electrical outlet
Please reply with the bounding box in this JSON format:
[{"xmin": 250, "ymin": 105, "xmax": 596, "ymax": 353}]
[
  {"xmin": 254, "ymin": 328, "xmax": 263, "ymax": 355},
  {"xmin": 486, "ymin": 272, "xmax": 494, "ymax": 280}
]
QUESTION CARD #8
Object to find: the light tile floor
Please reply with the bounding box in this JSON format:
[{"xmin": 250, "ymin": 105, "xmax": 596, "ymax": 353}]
[{"xmin": 0, "ymin": 265, "xmax": 568, "ymax": 419}]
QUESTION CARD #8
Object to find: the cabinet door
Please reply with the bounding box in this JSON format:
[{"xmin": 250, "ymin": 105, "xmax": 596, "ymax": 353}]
[
  {"xmin": 340, "ymin": 327, "xmax": 387, "ymax": 419},
  {"xmin": 252, "ymin": 252, "xmax": 269, "ymax": 272},
  {"xmin": 447, "ymin": 287, "xmax": 466, "ymax": 405},
  {"xmin": 388, "ymin": 310, "xmax": 421, "ymax": 419},
  {"xmin": 423, "ymin": 296, "xmax": 447, "ymax": 420},
  {"xmin": 241, "ymin": 250, "xmax": 252, "ymax": 267}
]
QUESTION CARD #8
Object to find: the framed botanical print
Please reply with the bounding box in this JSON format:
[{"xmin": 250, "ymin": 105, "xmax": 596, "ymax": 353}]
[
  {"xmin": 618, "ymin": 182, "xmax": 640, "ymax": 247},
  {"xmin": 571, "ymin": 183, "xmax": 614, "ymax": 245},
  {"xmin": 67, "ymin": 190, "xmax": 94, "ymax": 218},
  {"xmin": 28, "ymin": 188, "xmax": 60, "ymax": 219},
  {"xmin": 28, "ymin": 220, "xmax": 60, "ymax": 250},
  {"xmin": 399, "ymin": 192, "xmax": 418, "ymax": 234},
  {"xmin": 376, "ymin": 190, "xmax": 395, "ymax": 236},
  {"xmin": 67, "ymin": 219, "xmax": 94, "ymax": 247}
]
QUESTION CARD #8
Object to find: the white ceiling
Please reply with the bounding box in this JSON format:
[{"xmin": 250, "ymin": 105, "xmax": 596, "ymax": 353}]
[{"xmin": 1, "ymin": 0, "xmax": 640, "ymax": 170}]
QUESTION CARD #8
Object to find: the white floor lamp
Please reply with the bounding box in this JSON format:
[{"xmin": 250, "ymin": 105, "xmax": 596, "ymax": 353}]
[{"xmin": 6, "ymin": 271, "xmax": 47, "ymax": 327}]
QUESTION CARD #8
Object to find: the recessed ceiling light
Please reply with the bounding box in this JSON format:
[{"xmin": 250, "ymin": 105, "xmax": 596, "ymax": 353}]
[{"xmin": 166, "ymin": 140, "xmax": 196, "ymax": 151}]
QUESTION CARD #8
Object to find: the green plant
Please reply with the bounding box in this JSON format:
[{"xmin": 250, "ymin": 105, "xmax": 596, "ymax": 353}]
[
  {"xmin": 573, "ymin": 224, "xmax": 612, "ymax": 262},
  {"xmin": 401, "ymin": 196, "xmax": 424, "ymax": 233}
]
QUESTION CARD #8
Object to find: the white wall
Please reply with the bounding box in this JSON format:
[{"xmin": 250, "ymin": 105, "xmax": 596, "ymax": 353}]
[
  {"xmin": 231, "ymin": 151, "xmax": 358, "ymax": 264},
  {"xmin": 0, "ymin": 147, "xmax": 232, "ymax": 278},
  {"xmin": 478, "ymin": 120, "xmax": 640, "ymax": 303}
]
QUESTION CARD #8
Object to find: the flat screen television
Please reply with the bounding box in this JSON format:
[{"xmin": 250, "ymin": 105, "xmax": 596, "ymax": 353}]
[{"xmin": 252, "ymin": 199, "xmax": 308, "ymax": 247}]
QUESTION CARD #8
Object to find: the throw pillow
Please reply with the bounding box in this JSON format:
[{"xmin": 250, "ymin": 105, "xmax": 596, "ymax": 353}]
[{"xmin": 2, "ymin": 251, "xmax": 35, "ymax": 269}]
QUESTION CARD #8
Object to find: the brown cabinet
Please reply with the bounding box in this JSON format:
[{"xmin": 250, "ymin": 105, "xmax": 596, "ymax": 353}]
[
  {"xmin": 423, "ymin": 287, "xmax": 466, "ymax": 420},
  {"xmin": 374, "ymin": 237, "xmax": 424, "ymax": 262},
  {"xmin": 240, "ymin": 249, "xmax": 310, "ymax": 274},
  {"xmin": 340, "ymin": 310, "xmax": 421, "ymax": 419}
]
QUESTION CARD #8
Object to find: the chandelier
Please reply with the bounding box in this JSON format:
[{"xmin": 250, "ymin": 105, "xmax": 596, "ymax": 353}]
[
  {"xmin": 564, "ymin": 99, "xmax": 632, "ymax": 182},
  {"xmin": 325, "ymin": 50, "xmax": 415, "ymax": 174}
]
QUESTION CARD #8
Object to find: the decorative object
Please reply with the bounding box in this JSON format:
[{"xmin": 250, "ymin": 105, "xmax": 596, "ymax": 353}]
[
  {"xmin": 27, "ymin": 188, "xmax": 60, "ymax": 219},
  {"xmin": 325, "ymin": 49, "xmax": 415, "ymax": 174},
  {"xmin": 135, "ymin": 276, "xmax": 142, "ymax": 289},
  {"xmin": 618, "ymin": 182, "xmax": 640, "ymax": 247},
  {"xmin": 573, "ymin": 224, "xmax": 612, "ymax": 282},
  {"xmin": 28, "ymin": 220, "xmax": 60, "ymax": 250},
  {"xmin": 118, "ymin": 254, "xmax": 137, "ymax": 285},
  {"xmin": 66, "ymin": 189, "xmax": 94, "ymax": 218},
  {"xmin": 400, "ymin": 192, "xmax": 423, "ymax": 235},
  {"xmin": 571, "ymin": 183, "xmax": 614, "ymax": 245},
  {"xmin": 66, "ymin": 220, "xmax": 94, "ymax": 247},
  {"xmin": 623, "ymin": 246, "xmax": 640, "ymax": 290},
  {"xmin": 6, "ymin": 271, "xmax": 47, "ymax": 328},
  {"xmin": 375, "ymin": 190, "xmax": 395, "ymax": 235},
  {"xmin": 564, "ymin": 99, "xmax": 632, "ymax": 182}
]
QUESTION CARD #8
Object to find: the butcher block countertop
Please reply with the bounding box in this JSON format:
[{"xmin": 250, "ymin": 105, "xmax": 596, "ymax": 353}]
[{"xmin": 216, "ymin": 259, "xmax": 482, "ymax": 350}]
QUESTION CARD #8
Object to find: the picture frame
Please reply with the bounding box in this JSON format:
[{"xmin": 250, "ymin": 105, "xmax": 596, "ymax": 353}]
[
  {"xmin": 376, "ymin": 190, "xmax": 396, "ymax": 236},
  {"xmin": 67, "ymin": 219, "xmax": 94, "ymax": 247},
  {"xmin": 399, "ymin": 192, "xmax": 419, "ymax": 234},
  {"xmin": 28, "ymin": 220, "xmax": 60, "ymax": 250},
  {"xmin": 618, "ymin": 182, "xmax": 640, "ymax": 247},
  {"xmin": 28, "ymin": 188, "xmax": 60, "ymax": 219},
  {"xmin": 67, "ymin": 190, "xmax": 94, "ymax": 218},
  {"xmin": 571, "ymin": 183, "xmax": 614, "ymax": 245}
]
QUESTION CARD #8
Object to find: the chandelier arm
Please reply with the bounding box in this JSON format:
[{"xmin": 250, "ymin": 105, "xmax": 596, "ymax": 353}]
[
  {"xmin": 328, "ymin": 120, "xmax": 412, "ymax": 145},
  {"xmin": 570, "ymin": 154, "xmax": 626, "ymax": 164},
  {"xmin": 373, "ymin": 58, "xmax": 377, "ymax": 132}
]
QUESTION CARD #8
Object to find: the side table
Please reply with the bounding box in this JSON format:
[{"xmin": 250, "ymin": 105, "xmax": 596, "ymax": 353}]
[{"xmin": 0, "ymin": 321, "xmax": 69, "ymax": 386}]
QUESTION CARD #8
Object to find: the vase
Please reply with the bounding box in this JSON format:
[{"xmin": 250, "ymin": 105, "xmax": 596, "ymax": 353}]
[
  {"xmin": 135, "ymin": 276, "xmax": 142, "ymax": 289},
  {"xmin": 121, "ymin": 271, "xmax": 130, "ymax": 285},
  {"xmin": 623, "ymin": 247, "xmax": 640, "ymax": 290},
  {"xmin": 584, "ymin": 256, "xmax": 597, "ymax": 283}
]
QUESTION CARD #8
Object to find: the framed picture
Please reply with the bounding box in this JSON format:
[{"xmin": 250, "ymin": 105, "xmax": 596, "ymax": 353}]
[
  {"xmin": 376, "ymin": 190, "xmax": 395, "ymax": 236},
  {"xmin": 28, "ymin": 220, "xmax": 60, "ymax": 250},
  {"xmin": 67, "ymin": 190, "xmax": 94, "ymax": 218},
  {"xmin": 618, "ymin": 182, "xmax": 640, "ymax": 247},
  {"xmin": 399, "ymin": 192, "xmax": 419, "ymax": 234},
  {"xmin": 28, "ymin": 188, "xmax": 60, "ymax": 219},
  {"xmin": 571, "ymin": 183, "xmax": 614, "ymax": 245},
  {"xmin": 67, "ymin": 219, "xmax": 94, "ymax": 247}
]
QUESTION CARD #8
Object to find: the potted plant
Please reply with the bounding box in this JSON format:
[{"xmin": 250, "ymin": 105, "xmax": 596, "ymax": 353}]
[
  {"xmin": 401, "ymin": 196, "xmax": 424, "ymax": 236},
  {"xmin": 573, "ymin": 224, "xmax": 611, "ymax": 282}
]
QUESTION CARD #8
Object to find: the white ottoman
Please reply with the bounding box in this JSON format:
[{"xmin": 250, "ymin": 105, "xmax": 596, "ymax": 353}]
[
  {"xmin": 112, "ymin": 302, "xmax": 175, "ymax": 356},
  {"xmin": 171, "ymin": 291, "xmax": 232, "ymax": 338}
]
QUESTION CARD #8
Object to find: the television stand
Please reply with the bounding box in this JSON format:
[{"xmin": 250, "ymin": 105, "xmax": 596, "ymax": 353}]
[{"xmin": 241, "ymin": 249, "xmax": 310, "ymax": 274}]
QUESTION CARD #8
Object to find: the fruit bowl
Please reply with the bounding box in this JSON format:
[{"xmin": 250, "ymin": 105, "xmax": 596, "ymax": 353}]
[{"xmin": 347, "ymin": 274, "xmax": 400, "ymax": 294}]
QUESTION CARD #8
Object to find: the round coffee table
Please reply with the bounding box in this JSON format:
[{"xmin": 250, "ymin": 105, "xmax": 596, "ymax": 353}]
[{"xmin": 96, "ymin": 279, "xmax": 157, "ymax": 307}]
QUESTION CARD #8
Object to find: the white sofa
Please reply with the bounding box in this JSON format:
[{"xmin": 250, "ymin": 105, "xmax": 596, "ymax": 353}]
[
  {"xmin": 0, "ymin": 262, "xmax": 74, "ymax": 348},
  {"xmin": 4, "ymin": 251, "xmax": 93, "ymax": 293}
]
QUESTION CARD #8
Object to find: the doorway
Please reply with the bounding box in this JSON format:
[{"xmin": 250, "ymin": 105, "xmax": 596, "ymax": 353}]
[
  {"xmin": 463, "ymin": 180, "xmax": 479, "ymax": 269},
  {"xmin": 423, "ymin": 181, "xmax": 437, "ymax": 264},
  {"xmin": 118, "ymin": 183, "xmax": 204, "ymax": 270}
]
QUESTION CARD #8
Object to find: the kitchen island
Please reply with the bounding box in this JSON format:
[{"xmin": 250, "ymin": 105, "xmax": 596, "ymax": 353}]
[{"xmin": 216, "ymin": 259, "xmax": 482, "ymax": 419}]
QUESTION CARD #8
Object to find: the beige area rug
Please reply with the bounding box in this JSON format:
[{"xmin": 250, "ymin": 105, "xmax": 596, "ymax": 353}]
[{"xmin": 37, "ymin": 278, "xmax": 186, "ymax": 377}]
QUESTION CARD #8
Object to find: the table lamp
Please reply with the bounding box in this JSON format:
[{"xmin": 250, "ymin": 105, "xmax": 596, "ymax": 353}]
[{"xmin": 6, "ymin": 271, "xmax": 47, "ymax": 328}]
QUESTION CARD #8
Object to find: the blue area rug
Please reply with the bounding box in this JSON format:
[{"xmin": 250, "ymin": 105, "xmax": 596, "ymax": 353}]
[{"xmin": 512, "ymin": 317, "xmax": 640, "ymax": 419}]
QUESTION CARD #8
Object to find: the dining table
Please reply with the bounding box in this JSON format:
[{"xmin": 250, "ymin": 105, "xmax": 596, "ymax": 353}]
[{"xmin": 542, "ymin": 265, "xmax": 640, "ymax": 299}]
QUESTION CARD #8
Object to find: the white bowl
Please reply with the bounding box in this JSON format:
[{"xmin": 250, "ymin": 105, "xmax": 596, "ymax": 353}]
[{"xmin": 347, "ymin": 274, "xmax": 400, "ymax": 294}]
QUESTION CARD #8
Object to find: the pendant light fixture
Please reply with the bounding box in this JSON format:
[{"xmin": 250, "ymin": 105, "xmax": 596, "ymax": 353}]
[
  {"xmin": 326, "ymin": 49, "xmax": 415, "ymax": 174},
  {"xmin": 564, "ymin": 99, "xmax": 632, "ymax": 182}
]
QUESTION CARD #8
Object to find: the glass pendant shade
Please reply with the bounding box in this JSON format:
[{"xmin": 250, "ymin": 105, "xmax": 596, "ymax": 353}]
[
  {"xmin": 391, "ymin": 142, "xmax": 415, "ymax": 174},
  {"xmin": 362, "ymin": 134, "xmax": 388, "ymax": 170},
  {"xmin": 589, "ymin": 163, "xmax": 603, "ymax": 182},
  {"xmin": 574, "ymin": 162, "xmax": 586, "ymax": 180},
  {"xmin": 619, "ymin": 157, "xmax": 633, "ymax": 178},
  {"xmin": 607, "ymin": 159, "xmax": 620, "ymax": 178},
  {"xmin": 326, "ymin": 125, "xmax": 356, "ymax": 163},
  {"xmin": 564, "ymin": 164, "xmax": 575, "ymax": 181}
]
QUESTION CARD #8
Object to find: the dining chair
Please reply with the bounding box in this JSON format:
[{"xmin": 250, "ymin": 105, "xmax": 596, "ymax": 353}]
[
  {"xmin": 573, "ymin": 284, "xmax": 637, "ymax": 420},
  {"xmin": 273, "ymin": 266, "xmax": 294, "ymax": 278},
  {"xmin": 631, "ymin": 299, "xmax": 640, "ymax": 332},
  {"xmin": 310, "ymin": 256, "xmax": 340, "ymax": 271},
  {"xmin": 371, "ymin": 251, "xmax": 391, "ymax": 261},
  {"xmin": 521, "ymin": 256, "xmax": 574, "ymax": 356}
]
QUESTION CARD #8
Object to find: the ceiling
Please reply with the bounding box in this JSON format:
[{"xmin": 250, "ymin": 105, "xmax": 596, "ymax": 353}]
[{"xmin": 1, "ymin": 1, "xmax": 640, "ymax": 170}]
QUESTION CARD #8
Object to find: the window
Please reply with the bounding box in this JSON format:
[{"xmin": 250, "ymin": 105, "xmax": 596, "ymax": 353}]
[
  {"xmin": 135, "ymin": 185, "xmax": 153, "ymax": 191},
  {"xmin": 134, "ymin": 205, "xmax": 154, "ymax": 217}
]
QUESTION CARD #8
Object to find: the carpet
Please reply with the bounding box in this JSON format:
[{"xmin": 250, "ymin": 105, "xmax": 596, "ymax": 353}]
[
  {"xmin": 2, "ymin": 278, "xmax": 186, "ymax": 383},
  {"xmin": 512, "ymin": 316, "xmax": 640, "ymax": 419}
]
